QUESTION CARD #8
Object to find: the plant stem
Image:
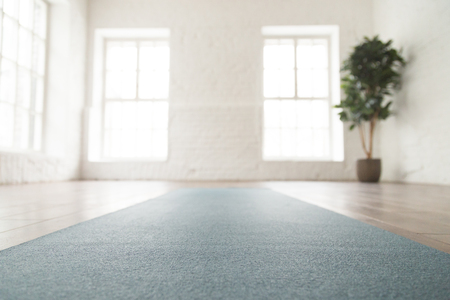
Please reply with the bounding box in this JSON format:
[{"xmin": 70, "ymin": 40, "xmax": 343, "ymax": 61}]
[
  {"xmin": 368, "ymin": 112, "xmax": 379, "ymax": 159},
  {"xmin": 358, "ymin": 124, "xmax": 370, "ymax": 158},
  {"xmin": 368, "ymin": 121, "xmax": 373, "ymax": 159}
]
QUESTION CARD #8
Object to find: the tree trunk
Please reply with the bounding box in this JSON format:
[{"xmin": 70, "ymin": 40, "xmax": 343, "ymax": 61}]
[
  {"xmin": 358, "ymin": 124, "xmax": 370, "ymax": 158},
  {"xmin": 359, "ymin": 116, "xmax": 378, "ymax": 159},
  {"xmin": 368, "ymin": 114, "xmax": 379, "ymax": 159}
]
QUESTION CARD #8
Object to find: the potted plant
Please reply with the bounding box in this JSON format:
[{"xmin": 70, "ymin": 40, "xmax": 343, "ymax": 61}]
[{"xmin": 335, "ymin": 36, "xmax": 406, "ymax": 182}]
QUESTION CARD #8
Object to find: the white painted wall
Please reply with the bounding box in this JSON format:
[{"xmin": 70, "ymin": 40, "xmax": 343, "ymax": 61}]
[
  {"xmin": 4, "ymin": 0, "xmax": 448, "ymax": 185},
  {"xmin": 0, "ymin": 0, "xmax": 87, "ymax": 184},
  {"xmin": 82, "ymin": 0, "xmax": 373, "ymax": 181},
  {"xmin": 374, "ymin": 0, "xmax": 450, "ymax": 185}
]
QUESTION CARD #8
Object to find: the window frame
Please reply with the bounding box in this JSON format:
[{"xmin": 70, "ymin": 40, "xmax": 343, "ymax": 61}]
[
  {"xmin": 263, "ymin": 35, "xmax": 333, "ymax": 161},
  {"xmin": 100, "ymin": 38, "xmax": 170, "ymax": 160},
  {"xmin": 0, "ymin": 0, "xmax": 48, "ymax": 153},
  {"xmin": 261, "ymin": 26, "xmax": 343, "ymax": 162},
  {"xmin": 88, "ymin": 28, "xmax": 171, "ymax": 162}
]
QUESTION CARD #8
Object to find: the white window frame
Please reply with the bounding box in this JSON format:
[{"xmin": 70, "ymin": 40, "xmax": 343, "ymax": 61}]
[
  {"xmin": 261, "ymin": 26, "xmax": 343, "ymax": 162},
  {"xmin": 0, "ymin": 0, "xmax": 48, "ymax": 153},
  {"xmin": 88, "ymin": 28, "xmax": 170, "ymax": 162}
]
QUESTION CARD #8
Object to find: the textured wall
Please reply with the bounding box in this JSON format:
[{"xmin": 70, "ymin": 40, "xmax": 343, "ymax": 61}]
[
  {"xmin": 82, "ymin": 0, "xmax": 373, "ymax": 181},
  {"xmin": 0, "ymin": 0, "xmax": 87, "ymax": 184},
  {"xmin": 374, "ymin": 0, "xmax": 450, "ymax": 185}
]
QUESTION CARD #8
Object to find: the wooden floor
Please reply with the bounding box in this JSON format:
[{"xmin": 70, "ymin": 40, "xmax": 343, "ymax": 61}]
[{"xmin": 1, "ymin": 181, "xmax": 450, "ymax": 253}]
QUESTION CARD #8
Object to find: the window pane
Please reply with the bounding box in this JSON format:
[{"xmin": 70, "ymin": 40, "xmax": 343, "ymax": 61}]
[
  {"xmin": 33, "ymin": 0, "xmax": 46, "ymax": 38},
  {"xmin": 121, "ymin": 101, "xmax": 137, "ymax": 129},
  {"xmin": 297, "ymin": 39, "xmax": 312, "ymax": 69},
  {"xmin": 106, "ymin": 44, "xmax": 123, "ymax": 71},
  {"xmin": 152, "ymin": 129, "xmax": 167, "ymax": 158},
  {"xmin": 312, "ymin": 69, "xmax": 328, "ymax": 98},
  {"xmin": 18, "ymin": 28, "xmax": 32, "ymax": 68},
  {"xmin": 0, "ymin": 102, "xmax": 14, "ymax": 147},
  {"xmin": 140, "ymin": 45, "xmax": 170, "ymax": 71},
  {"xmin": 278, "ymin": 44, "xmax": 294, "ymax": 69},
  {"xmin": 3, "ymin": 0, "xmax": 18, "ymax": 18},
  {"xmin": 152, "ymin": 101, "xmax": 168, "ymax": 129},
  {"xmin": 281, "ymin": 100, "xmax": 296, "ymax": 128},
  {"xmin": 103, "ymin": 39, "xmax": 170, "ymax": 159},
  {"xmin": 17, "ymin": 67, "xmax": 31, "ymax": 108},
  {"xmin": 137, "ymin": 101, "xmax": 152, "ymax": 129},
  {"xmin": 264, "ymin": 41, "xmax": 294, "ymax": 98},
  {"xmin": 311, "ymin": 100, "xmax": 329, "ymax": 128},
  {"xmin": 264, "ymin": 100, "xmax": 280, "ymax": 128},
  {"xmin": 279, "ymin": 70, "xmax": 295, "ymax": 98},
  {"xmin": 37, "ymin": 40, "xmax": 45, "ymax": 75},
  {"xmin": 264, "ymin": 128, "xmax": 280, "ymax": 157},
  {"xmin": 139, "ymin": 43, "xmax": 153, "ymax": 69},
  {"xmin": 263, "ymin": 99, "xmax": 330, "ymax": 159},
  {"xmin": 104, "ymin": 101, "xmax": 122, "ymax": 129},
  {"xmin": 0, "ymin": 14, "xmax": 3, "ymax": 50},
  {"xmin": 110, "ymin": 130, "xmax": 121, "ymax": 157},
  {"xmin": 297, "ymin": 128, "xmax": 313, "ymax": 157},
  {"xmin": 33, "ymin": 113, "xmax": 41, "ymax": 150},
  {"xmin": 16, "ymin": 109, "xmax": 29, "ymax": 149},
  {"xmin": 139, "ymin": 71, "xmax": 168, "ymax": 99},
  {"xmin": 138, "ymin": 71, "xmax": 152, "ymax": 99},
  {"xmin": 31, "ymin": 76, "xmax": 43, "ymax": 112},
  {"xmin": 136, "ymin": 130, "xmax": 151, "ymax": 157},
  {"xmin": 313, "ymin": 129, "xmax": 329, "ymax": 157},
  {"xmin": 121, "ymin": 44, "xmax": 137, "ymax": 71},
  {"xmin": 121, "ymin": 129, "xmax": 136, "ymax": 157},
  {"xmin": 32, "ymin": 38, "xmax": 45, "ymax": 75},
  {"xmin": 103, "ymin": 129, "xmax": 112, "ymax": 157},
  {"xmin": 153, "ymin": 71, "xmax": 169, "ymax": 99},
  {"xmin": 281, "ymin": 128, "xmax": 296, "ymax": 157},
  {"xmin": 19, "ymin": 0, "xmax": 33, "ymax": 29},
  {"xmin": 297, "ymin": 70, "xmax": 312, "ymax": 97},
  {"xmin": 105, "ymin": 71, "xmax": 121, "ymax": 99},
  {"xmin": 121, "ymin": 71, "xmax": 137, "ymax": 99},
  {"xmin": 105, "ymin": 42, "xmax": 138, "ymax": 71},
  {"xmin": 296, "ymin": 100, "xmax": 312, "ymax": 128},
  {"xmin": 263, "ymin": 45, "xmax": 279, "ymax": 70},
  {"xmin": 105, "ymin": 71, "xmax": 137, "ymax": 99},
  {"xmin": 2, "ymin": 16, "xmax": 18, "ymax": 61},
  {"xmin": 264, "ymin": 70, "xmax": 279, "ymax": 98},
  {"xmin": 0, "ymin": 58, "xmax": 16, "ymax": 103},
  {"xmin": 102, "ymin": 101, "xmax": 169, "ymax": 159},
  {"xmin": 312, "ymin": 40, "xmax": 328, "ymax": 68},
  {"xmin": 263, "ymin": 37, "xmax": 332, "ymax": 160}
]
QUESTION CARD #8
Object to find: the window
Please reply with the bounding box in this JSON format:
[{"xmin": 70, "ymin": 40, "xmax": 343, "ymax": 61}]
[
  {"xmin": 0, "ymin": 0, "xmax": 47, "ymax": 151},
  {"xmin": 101, "ymin": 39, "xmax": 169, "ymax": 159},
  {"xmin": 262, "ymin": 26, "xmax": 343, "ymax": 161}
]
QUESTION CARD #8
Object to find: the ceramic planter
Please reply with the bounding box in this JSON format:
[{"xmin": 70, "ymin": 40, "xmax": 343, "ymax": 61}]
[{"xmin": 356, "ymin": 159, "xmax": 381, "ymax": 182}]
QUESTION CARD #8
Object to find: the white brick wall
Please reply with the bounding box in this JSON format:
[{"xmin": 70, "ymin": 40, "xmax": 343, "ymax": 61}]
[
  {"xmin": 2, "ymin": 0, "xmax": 448, "ymax": 185},
  {"xmin": 375, "ymin": 0, "xmax": 450, "ymax": 185},
  {"xmin": 0, "ymin": 0, "xmax": 87, "ymax": 184},
  {"xmin": 4, "ymin": 0, "xmax": 449, "ymax": 184},
  {"xmin": 82, "ymin": 0, "xmax": 373, "ymax": 181}
]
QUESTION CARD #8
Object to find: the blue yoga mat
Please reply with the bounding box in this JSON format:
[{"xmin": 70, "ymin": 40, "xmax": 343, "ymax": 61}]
[{"xmin": 1, "ymin": 188, "xmax": 449, "ymax": 299}]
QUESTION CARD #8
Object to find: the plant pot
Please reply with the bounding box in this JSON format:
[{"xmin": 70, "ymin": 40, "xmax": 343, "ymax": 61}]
[{"xmin": 356, "ymin": 159, "xmax": 381, "ymax": 183}]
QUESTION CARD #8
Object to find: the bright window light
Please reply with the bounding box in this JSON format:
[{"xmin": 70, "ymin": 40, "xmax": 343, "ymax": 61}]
[
  {"xmin": 263, "ymin": 38, "xmax": 334, "ymax": 160},
  {"xmin": 102, "ymin": 40, "xmax": 170, "ymax": 159},
  {"xmin": 0, "ymin": 0, "xmax": 47, "ymax": 151}
]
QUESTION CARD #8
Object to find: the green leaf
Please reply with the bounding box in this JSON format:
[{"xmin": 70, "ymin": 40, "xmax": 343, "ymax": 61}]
[{"xmin": 337, "ymin": 36, "xmax": 405, "ymax": 127}]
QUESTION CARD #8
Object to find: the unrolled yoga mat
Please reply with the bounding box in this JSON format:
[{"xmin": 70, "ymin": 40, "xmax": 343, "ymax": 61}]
[{"xmin": 0, "ymin": 188, "xmax": 449, "ymax": 299}]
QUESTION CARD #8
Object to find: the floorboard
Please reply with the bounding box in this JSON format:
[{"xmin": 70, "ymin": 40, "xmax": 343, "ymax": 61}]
[{"xmin": 1, "ymin": 181, "xmax": 449, "ymax": 253}]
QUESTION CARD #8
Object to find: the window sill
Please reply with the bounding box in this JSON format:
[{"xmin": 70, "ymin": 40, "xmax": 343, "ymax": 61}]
[
  {"xmin": 88, "ymin": 157, "xmax": 168, "ymax": 163},
  {"xmin": 0, "ymin": 148, "xmax": 44, "ymax": 156},
  {"xmin": 263, "ymin": 157, "xmax": 343, "ymax": 162}
]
